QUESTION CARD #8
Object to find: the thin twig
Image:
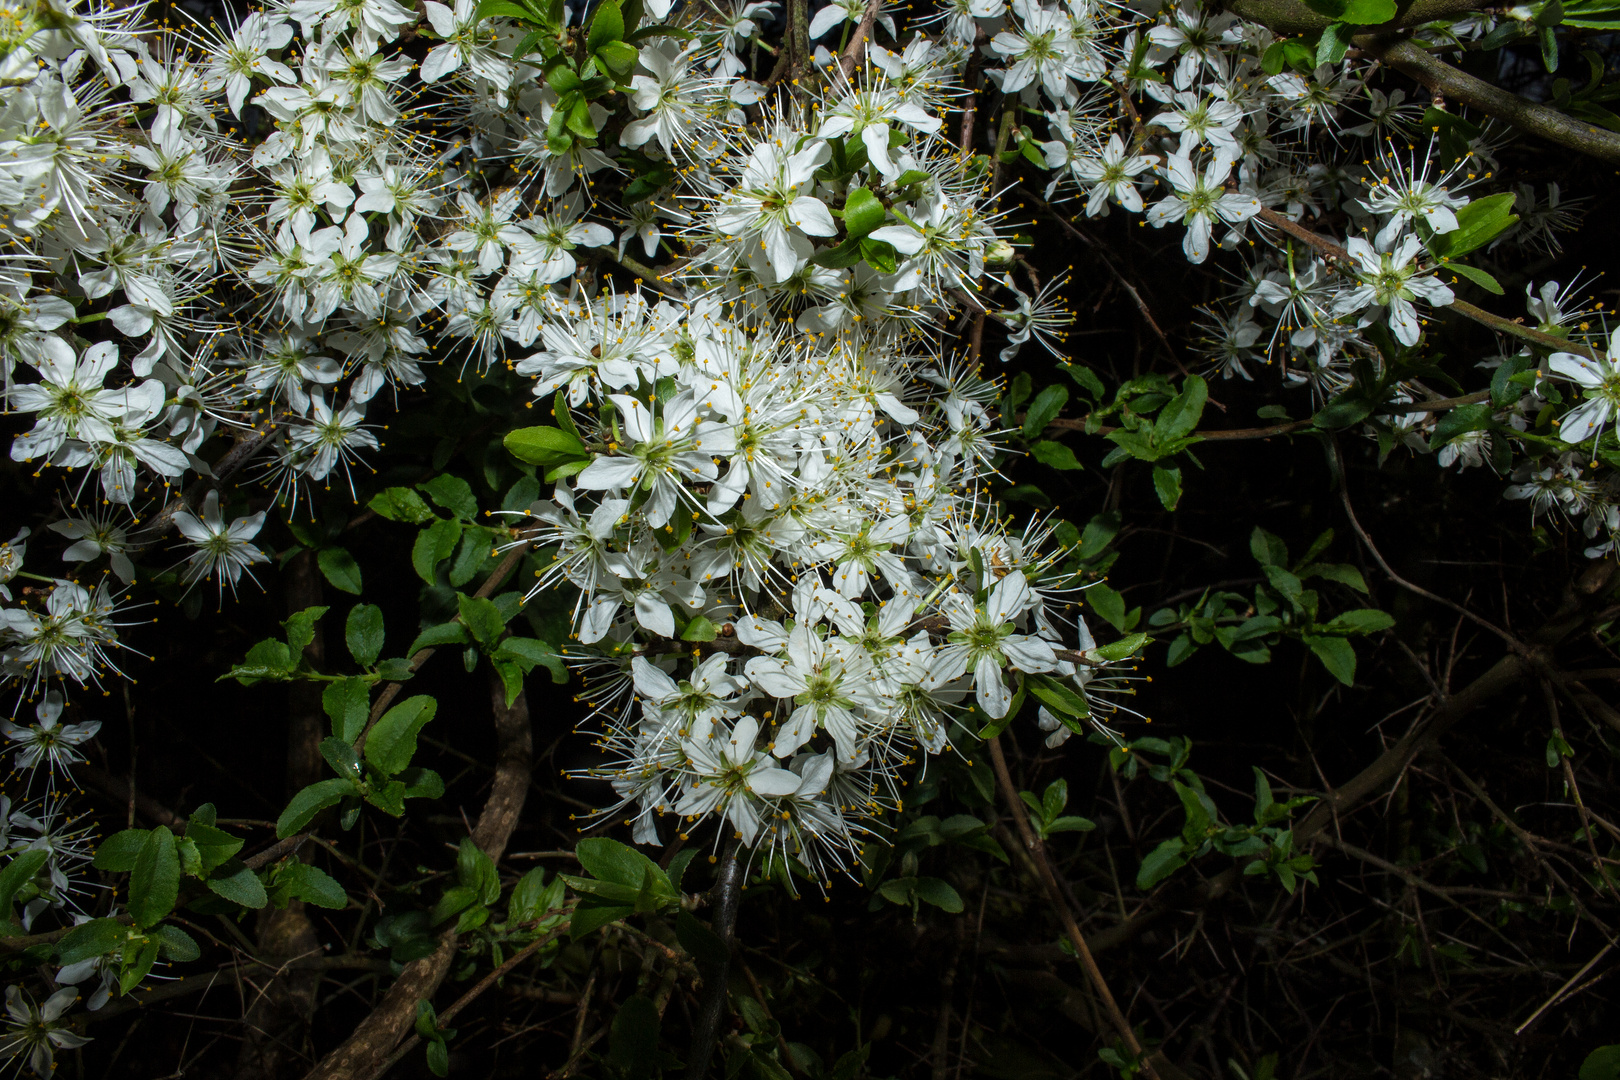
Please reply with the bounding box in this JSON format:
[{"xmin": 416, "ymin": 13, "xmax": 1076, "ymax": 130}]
[
  {"xmin": 377, "ymin": 923, "xmax": 572, "ymax": 1077},
  {"xmin": 684, "ymin": 838, "xmax": 743, "ymax": 1080},
  {"xmin": 984, "ymin": 736, "xmax": 1161, "ymax": 1080},
  {"xmin": 1514, "ymin": 940, "xmax": 1618, "ymax": 1034},
  {"xmin": 1332, "ymin": 438, "xmax": 1523, "ymax": 653}
]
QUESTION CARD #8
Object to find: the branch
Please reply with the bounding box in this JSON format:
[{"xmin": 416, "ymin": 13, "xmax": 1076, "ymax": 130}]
[
  {"xmin": 1040, "ymin": 390, "xmax": 1492, "ymax": 442},
  {"xmin": 1020, "ymin": 188, "xmax": 1179, "ymax": 362},
  {"xmin": 985, "ymin": 736, "xmax": 1166, "ymax": 1080},
  {"xmin": 837, "ymin": 0, "xmax": 882, "ymax": 78},
  {"xmin": 1254, "ymin": 208, "xmax": 1604, "ymax": 363},
  {"xmin": 1366, "ymin": 37, "xmax": 1620, "ymax": 165},
  {"xmin": 301, "ymin": 674, "xmax": 535, "ymax": 1080},
  {"xmin": 1226, "ymin": 0, "xmax": 1487, "ymax": 33},
  {"xmin": 130, "ymin": 415, "xmax": 285, "ymax": 548},
  {"xmin": 1289, "ymin": 559, "xmax": 1617, "ymax": 845},
  {"xmin": 1082, "ymin": 561, "xmax": 1617, "ymax": 958},
  {"xmin": 1334, "ymin": 438, "xmax": 1525, "ymax": 651},
  {"xmin": 684, "ymin": 838, "xmax": 744, "ymax": 1080},
  {"xmin": 377, "ymin": 921, "xmax": 573, "ymax": 1077},
  {"xmin": 610, "ymin": 253, "xmax": 689, "ymax": 301},
  {"xmin": 356, "ymin": 541, "xmax": 530, "ymax": 752}
]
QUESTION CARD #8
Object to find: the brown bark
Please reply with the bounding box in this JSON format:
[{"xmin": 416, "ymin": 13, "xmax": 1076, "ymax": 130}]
[
  {"xmin": 299, "ymin": 673, "xmax": 534, "ymax": 1080},
  {"xmin": 236, "ymin": 550, "xmax": 327, "ymax": 1080}
]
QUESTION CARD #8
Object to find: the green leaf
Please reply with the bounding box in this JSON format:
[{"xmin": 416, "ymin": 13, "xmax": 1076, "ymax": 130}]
[
  {"xmin": 412, "ymin": 518, "xmax": 463, "ymax": 585},
  {"xmin": 1093, "ymin": 632, "xmax": 1149, "ymax": 662},
  {"xmin": 676, "ymin": 909, "xmax": 731, "ymax": 964},
  {"xmin": 317, "ymin": 546, "xmax": 363, "ymax": 595},
  {"xmin": 453, "ymin": 531, "xmax": 497, "ymax": 586},
  {"xmin": 57, "ymin": 918, "xmax": 128, "ymax": 966},
  {"xmin": 1428, "ymin": 193, "xmax": 1519, "ymax": 259},
  {"xmin": 457, "ymin": 837, "xmax": 501, "ymax": 905},
  {"xmin": 0, "ymin": 850, "xmax": 48, "ymax": 917},
  {"xmin": 206, "ymin": 860, "xmax": 269, "ymax": 908},
  {"xmin": 1312, "ymin": 393, "xmax": 1376, "ymax": 430},
  {"xmin": 504, "ymin": 425, "xmax": 588, "ymax": 465},
  {"xmin": 566, "ymin": 95, "xmax": 597, "ymax": 140},
  {"xmin": 1059, "ymin": 362, "xmax": 1105, "ymax": 400},
  {"xmin": 1580, "ymin": 1045, "xmax": 1620, "ymax": 1080},
  {"xmin": 400, "ymin": 767, "xmax": 446, "ymax": 801},
  {"xmin": 1136, "ymin": 838, "xmax": 1187, "ymax": 889},
  {"xmin": 587, "ymin": 0, "xmax": 624, "ymax": 53},
  {"xmin": 1003, "ymin": 372, "xmax": 1033, "ymax": 417},
  {"xmin": 227, "ymin": 638, "xmax": 296, "ymax": 684},
  {"xmin": 346, "ymin": 604, "xmax": 385, "ymax": 666},
  {"xmin": 509, "ymin": 867, "xmax": 563, "ymax": 923},
  {"xmin": 1563, "ymin": 0, "xmax": 1620, "ymax": 27},
  {"xmin": 576, "ymin": 837, "xmax": 669, "ymax": 893},
  {"xmin": 407, "ymin": 621, "xmax": 472, "ymax": 657},
  {"xmin": 276, "ymin": 864, "xmax": 348, "ymax": 909},
  {"xmin": 842, "ymin": 186, "xmax": 886, "ymax": 238},
  {"xmin": 1315, "ymin": 21, "xmax": 1351, "ymax": 65},
  {"xmin": 93, "ymin": 830, "xmax": 151, "ymax": 873},
  {"xmin": 320, "ymin": 735, "xmax": 364, "ymax": 782},
  {"xmin": 375, "ymin": 657, "xmax": 415, "ymax": 681},
  {"xmin": 1078, "ymin": 511, "xmax": 1120, "ymax": 560},
  {"xmin": 323, "ymin": 678, "xmax": 371, "ymax": 743},
  {"xmin": 276, "ymin": 778, "xmax": 354, "ymax": 838},
  {"xmin": 1250, "ymin": 526, "xmax": 1288, "ymax": 568},
  {"xmin": 858, "ymin": 237, "xmax": 898, "ymax": 274},
  {"xmin": 681, "ymin": 614, "xmax": 718, "ymax": 641},
  {"xmin": 129, "ymin": 826, "xmax": 181, "ymax": 928},
  {"xmin": 495, "ymin": 637, "xmax": 569, "ymax": 683},
  {"xmin": 1000, "ymin": 483, "xmax": 1051, "ymax": 509},
  {"xmin": 548, "ymin": 66, "xmax": 583, "ymax": 95},
  {"xmin": 1026, "ymin": 673, "xmax": 1089, "ymax": 719},
  {"xmin": 419, "ymin": 475, "xmax": 479, "ymax": 521},
  {"xmin": 597, "ymin": 38, "xmax": 639, "ymax": 74},
  {"xmin": 1154, "ymin": 374, "xmax": 1208, "ymax": 443},
  {"xmin": 914, "ymin": 878, "xmax": 964, "ymax": 913},
  {"xmin": 476, "ymin": 0, "xmax": 544, "ymax": 22},
  {"xmin": 365, "ymin": 695, "xmax": 439, "ymax": 777},
  {"xmin": 119, "ymin": 937, "xmax": 159, "ymax": 995},
  {"xmin": 1176, "ymin": 781, "xmax": 1218, "ymax": 842},
  {"xmin": 369, "ymin": 487, "xmax": 436, "ymax": 524},
  {"xmin": 458, "ymin": 593, "xmax": 509, "ymax": 647},
  {"xmin": 1029, "ymin": 440, "xmax": 1083, "ymax": 470},
  {"xmin": 284, "ymin": 607, "xmax": 328, "ymax": 654},
  {"xmin": 569, "ymin": 899, "xmax": 634, "ymax": 939},
  {"xmin": 153, "ymin": 924, "xmax": 200, "ymax": 962},
  {"xmin": 1022, "ymin": 384, "xmax": 1069, "ymax": 438},
  {"xmin": 1306, "ymin": 563, "xmax": 1367, "ymax": 593},
  {"xmin": 1086, "ymin": 582, "xmax": 1134, "ymax": 632},
  {"xmin": 1264, "ymin": 564, "xmax": 1303, "ymax": 603},
  {"xmin": 1322, "ymin": 608, "xmax": 1396, "ymax": 635},
  {"xmin": 811, "ymin": 236, "xmax": 865, "ymax": 269},
  {"xmin": 1042, "ymin": 779, "xmax": 1068, "ymax": 820},
  {"xmin": 175, "ymin": 836, "xmax": 202, "ymax": 878},
  {"xmin": 1302, "ymin": 0, "xmax": 1395, "ymax": 21},
  {"xmin": 1428, "ymin": 402, "xmax": 1494, "ymax": 451},
  {"xmin": 607, "ymin": 995, "xmax": 661, "ymax": 1076},
  {"xmin": 1151, "ymin": 465, "xmax": 1183, "ymax": 511},
  {"xmin": 1445, "ymin": 262, "xmax": 1504, "ymax": 295},
  {"xmin": 184, "ymin": 817, "xmax": 244, "ymax": 875},
  {"xmin": 1305, "ymin": 634, "xmax": 1357, "ymax": 685},
  {"xmin": 1260, "ymin": 40, "xmax": 1288, "ymax": 75}
]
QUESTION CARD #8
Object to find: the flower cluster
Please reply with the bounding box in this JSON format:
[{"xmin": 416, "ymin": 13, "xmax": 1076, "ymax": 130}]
[
  {"xmin": 516, "ymin": 291, "xmax": 1121, "ymax": 876},
  {"xmin": 0, "ymin": 0, "xmax": 1610, "ymax": 1056}
]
